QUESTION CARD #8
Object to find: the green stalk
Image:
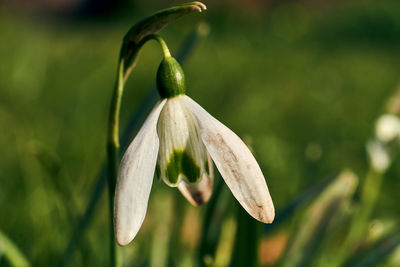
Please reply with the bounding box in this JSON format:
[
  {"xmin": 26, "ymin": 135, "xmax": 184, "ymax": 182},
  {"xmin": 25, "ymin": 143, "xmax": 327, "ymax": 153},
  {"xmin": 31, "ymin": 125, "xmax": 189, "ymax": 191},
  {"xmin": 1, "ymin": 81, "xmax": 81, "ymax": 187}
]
[
  {"xmin": 344, "ymin": 227, "xmax": 400, "ymax": 267},
  {"xmin": 107, "ymin": 34, "xmax": 169, "ymax": 267},
  {"xmin": 230, "ymin": 203, "xmax": 262, "ymax": 267},
  {"xmin": 335, "ymin": 170, "xmax": 384, "ymax": 266},
  {"xmin": 105, "ymin": 3, "xmax": 206, "ymax": 266},
  {"xmin": 60, "ymin": 20, "xmax": 207, "ymax": 267},
  {"xmin": 197, "ymin": 177, "xmax": 225, "ymax": 266},
  {"xmin": 0, "ymin": 231, "xmax": 31, "ymax": 267},
  {"xmin": 280, "ymin": 171, "xmax": 358, "ymax": 267}
]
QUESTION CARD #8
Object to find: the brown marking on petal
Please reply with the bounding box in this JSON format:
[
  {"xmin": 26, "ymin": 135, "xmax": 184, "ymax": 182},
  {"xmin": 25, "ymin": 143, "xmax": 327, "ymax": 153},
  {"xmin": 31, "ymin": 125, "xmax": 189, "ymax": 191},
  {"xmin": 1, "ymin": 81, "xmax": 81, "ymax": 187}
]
[
  {"xmin": 212, "ymin": 133, "xmax": 252, "ymax": 198},
  {"xmin": 184, "ymin": 95, "xmax": 274, "ymax": 223},
  {"xmin": 256, "ymin": 204, "xmax": 266, "ymax": 221},
  {"xmin": 191, "ymin": 191, "xmax": 205, "ymax": 205},
  {"xmin": 178, "ymin": 171, "xmax": 213, "ymax": 206},
  {"xmin": 187, "ymin": 175, "xmax": 213, "ymax": 205},
  {"xmin": 206, "ymin": 131, "xmax": 274, "ymax": 222}
]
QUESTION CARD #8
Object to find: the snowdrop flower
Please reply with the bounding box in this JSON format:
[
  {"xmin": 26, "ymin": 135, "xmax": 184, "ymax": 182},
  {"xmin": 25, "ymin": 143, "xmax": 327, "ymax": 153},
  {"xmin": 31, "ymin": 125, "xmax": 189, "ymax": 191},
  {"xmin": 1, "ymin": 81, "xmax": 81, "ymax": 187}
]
[
  {"xmin": 114, "ymin": 55, "xmax": 275, "ymax": 246},
  {"xmin": 367, "ymin": 140, "xmax": 391, "ymax": 173},
  {"xmin": 375, "ymin": 114, "xmax": 400, "ymax": 143}
]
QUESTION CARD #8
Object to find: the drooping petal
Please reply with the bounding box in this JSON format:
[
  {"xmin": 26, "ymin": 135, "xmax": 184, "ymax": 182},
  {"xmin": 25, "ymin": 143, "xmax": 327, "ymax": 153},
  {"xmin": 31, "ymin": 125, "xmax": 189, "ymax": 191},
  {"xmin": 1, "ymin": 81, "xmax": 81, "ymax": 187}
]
[
  {"xmin": 114, "ymin": 99, "xmax": 167, "ymax": 246},
  {"xmin": 157, "ymin": 96, "xmax": 208, "ymax": 186},
  {"xmin": 178, "ymin": 153, "xmax": 214, "ymax": 206},
  {"xmin": 183, "ymin": 95, "xmax": 275, "ymax": 223}
]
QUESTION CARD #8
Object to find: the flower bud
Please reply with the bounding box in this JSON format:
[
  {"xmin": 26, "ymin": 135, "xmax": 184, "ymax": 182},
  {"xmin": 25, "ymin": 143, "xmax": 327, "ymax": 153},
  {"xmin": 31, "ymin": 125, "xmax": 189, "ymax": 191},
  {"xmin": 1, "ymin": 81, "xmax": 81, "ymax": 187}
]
[
  {"xmin": 367, "ymin": 140, "xmax": 391, "ymax": 173},
  {"xmin": 156, "ymin": 56, "xmax": 186, "ymax": 98},
  {"xmin": 375, "ymin": 114, "xmax": 400, "ymax": 143}
]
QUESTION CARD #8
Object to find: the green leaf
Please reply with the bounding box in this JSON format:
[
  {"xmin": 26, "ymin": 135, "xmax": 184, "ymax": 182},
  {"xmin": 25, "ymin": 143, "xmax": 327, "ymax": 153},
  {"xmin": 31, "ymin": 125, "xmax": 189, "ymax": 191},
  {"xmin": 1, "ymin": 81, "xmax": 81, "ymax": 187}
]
[
  {"xmin": 230, "ymin": 203, "xmax": 262, "ymax": 267},
  {"xmin": 264, "ymin": 172, "xmax": 338, "ymax": 235},
  {"xmin": 0, "ymin": 230, "xmax": 31, "ymax": 267},
  {"xmin": 335, "ymin": 170, "xmax": 385, "ymax": 265},
  {"xmin": 280, "ymin": 170, "xmax": 358, "ymax": 267},
  {"xmin": 197, "ymin": 178, "xmax": 229, "ymax": 266},
  {"xmin": 344, "ymin": 228, "xmax": 400, "ymax": 267}
]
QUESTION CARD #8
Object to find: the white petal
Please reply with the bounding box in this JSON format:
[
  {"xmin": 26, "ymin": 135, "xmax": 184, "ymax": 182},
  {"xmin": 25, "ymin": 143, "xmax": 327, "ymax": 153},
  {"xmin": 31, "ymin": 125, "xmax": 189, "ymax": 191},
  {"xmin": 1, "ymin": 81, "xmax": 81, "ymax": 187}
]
[
  {"xmin": 183, "ymin": 96, "xmax": 275, "ymax": 223},
  {"xmin": 157, "ymin": 96, "xmax": 208, "ymax": 186},
  {"xmin": 114, "ymin": 99, "xmax": 167, "ymax": 246},
  {"xmin": 178, "ymin": 153, "xmax": 214, "ymax": 206}
]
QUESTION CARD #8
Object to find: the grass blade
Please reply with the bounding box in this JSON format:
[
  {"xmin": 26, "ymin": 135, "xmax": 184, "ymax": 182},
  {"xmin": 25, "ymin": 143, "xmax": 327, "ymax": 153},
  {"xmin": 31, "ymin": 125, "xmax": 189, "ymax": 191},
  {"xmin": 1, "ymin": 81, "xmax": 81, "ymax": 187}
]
[
  {"xmin": 0, "ymin": 230, "xmax": 31, "ymax": 267},
  {"xmin": 280, "ymin": 170, "xmax": 358, "ymax": 267}
]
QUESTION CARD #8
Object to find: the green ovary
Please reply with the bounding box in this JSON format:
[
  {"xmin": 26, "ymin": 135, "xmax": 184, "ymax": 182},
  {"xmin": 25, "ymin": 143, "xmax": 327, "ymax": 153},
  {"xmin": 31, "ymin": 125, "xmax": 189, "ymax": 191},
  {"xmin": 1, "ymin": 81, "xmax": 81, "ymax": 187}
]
[{"xmin": 165, "ymin": 150, "xmax": 201, "ymax": 184}]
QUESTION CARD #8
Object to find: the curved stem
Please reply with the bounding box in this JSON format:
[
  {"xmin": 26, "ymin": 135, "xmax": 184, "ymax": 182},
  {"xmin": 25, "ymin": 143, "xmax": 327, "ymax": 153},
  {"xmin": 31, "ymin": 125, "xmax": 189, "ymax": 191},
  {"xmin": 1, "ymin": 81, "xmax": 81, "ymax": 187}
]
[
  {"xmin": 108, "ymin": 34, "xmax": 169, "ymax": 151},
  {"xmin": 59, "ymin": 22, "xmax": 207, "ymax": 267},
  {"xmin": 151, "ymin": 34, "xmax": 171, "ymax": 57},
  {"xmin": 107, "ymin": 34, "xmax": 170, "ymax": 267},
  {"xmin": 105, "ymin": 3, "xmax": 206, "ymax": 266}
]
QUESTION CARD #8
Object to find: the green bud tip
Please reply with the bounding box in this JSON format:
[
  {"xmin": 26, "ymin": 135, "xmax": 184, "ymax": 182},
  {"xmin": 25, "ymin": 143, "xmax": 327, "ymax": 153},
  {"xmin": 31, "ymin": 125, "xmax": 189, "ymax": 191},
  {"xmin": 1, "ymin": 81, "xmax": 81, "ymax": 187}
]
[{"xmin": 157, "ymin": 56, "xmax": 186, "ymax": 98}]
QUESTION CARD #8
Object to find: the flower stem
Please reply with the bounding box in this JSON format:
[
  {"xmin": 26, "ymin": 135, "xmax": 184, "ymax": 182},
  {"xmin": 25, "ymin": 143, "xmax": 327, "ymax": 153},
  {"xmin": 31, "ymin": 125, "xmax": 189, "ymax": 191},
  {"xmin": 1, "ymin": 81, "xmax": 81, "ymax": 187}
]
[
  {"xmin": 153, "ymin": 34, "xmax": 171, "ymax": 58},
  {"xmin": 60, "ymin": 21, "xmax": 207, "ymax": 267},
  {"xmin": 106, "ymin": 34, "xmax": 170, "ymax": 267},
  {"xmin": 105, "ymin": 3, "xmax": 206, "ymax": 265},
  {"xmin": 334, "ymin": 170, "xmax": 384, "ymax": 265}
]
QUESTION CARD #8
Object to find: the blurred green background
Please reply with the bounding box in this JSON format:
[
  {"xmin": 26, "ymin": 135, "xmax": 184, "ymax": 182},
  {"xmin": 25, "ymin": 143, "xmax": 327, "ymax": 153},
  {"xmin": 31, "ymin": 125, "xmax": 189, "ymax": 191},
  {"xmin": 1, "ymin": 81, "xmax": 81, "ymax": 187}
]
[{"xmin": 1, "ymin": 0, "xmax": 400, "ymax": 266}]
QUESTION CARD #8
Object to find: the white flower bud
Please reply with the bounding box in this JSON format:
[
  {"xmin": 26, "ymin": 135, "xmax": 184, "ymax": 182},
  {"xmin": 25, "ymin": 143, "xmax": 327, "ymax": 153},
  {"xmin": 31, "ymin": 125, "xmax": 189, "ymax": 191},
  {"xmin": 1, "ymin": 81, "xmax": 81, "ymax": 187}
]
[
  {"xmin": 375, "ymin": 114, "xmax": 400, "ymax": 143},
  {"xmin": 367, "ymin": 140, "xmax": 391, "ymax": 173}
]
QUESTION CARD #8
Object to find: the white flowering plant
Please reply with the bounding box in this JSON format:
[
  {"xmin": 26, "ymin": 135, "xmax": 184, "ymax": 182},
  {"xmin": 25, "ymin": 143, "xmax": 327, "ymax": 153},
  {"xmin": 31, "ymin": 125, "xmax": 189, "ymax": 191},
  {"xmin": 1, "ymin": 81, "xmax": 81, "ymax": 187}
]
[{"xmin": 105, "ymin": 2, "xmax": 274, "ymax": 266}]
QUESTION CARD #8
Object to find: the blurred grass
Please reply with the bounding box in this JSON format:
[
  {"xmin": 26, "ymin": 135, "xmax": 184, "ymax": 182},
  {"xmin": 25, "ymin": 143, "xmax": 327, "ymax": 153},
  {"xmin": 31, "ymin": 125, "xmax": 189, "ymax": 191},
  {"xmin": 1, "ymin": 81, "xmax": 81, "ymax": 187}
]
[
  {"xmin": 1, "ymin": 0, "xmax": 400, "ymax": 265},
  {"xmin": 0, "ymin": 231, "xmax": 30, "ymax": 267},
  {"xmin": 280, "ymin": 170, "xmax": 358, "ymax": 267}
]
